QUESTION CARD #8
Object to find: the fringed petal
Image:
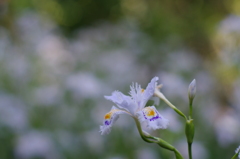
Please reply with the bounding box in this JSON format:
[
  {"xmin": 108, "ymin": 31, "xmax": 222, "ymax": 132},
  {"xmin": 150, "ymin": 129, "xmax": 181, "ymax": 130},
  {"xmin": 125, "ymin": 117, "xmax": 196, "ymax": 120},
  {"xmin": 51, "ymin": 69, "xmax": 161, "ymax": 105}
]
[
  {"xmin": 143, "ymin": 77, "xmax": 159, "ymax": 106},
  {"xmin": 130, "ymin": 77, "xmax": 159, "ymax": 111},
  {"xmin": 99, "ymin": 106, "xmax": 131, "ymax": 135},
  {"xmin": 137, "ymin": 106, "xmax": 168, "ymax": 130},
  {"xmin": 129, "ymin": 82, "xmax": 145, "ymax": 111},
  {"xmin": 104, "ymin": 91, "xmax": 136, "ymax": 114}
]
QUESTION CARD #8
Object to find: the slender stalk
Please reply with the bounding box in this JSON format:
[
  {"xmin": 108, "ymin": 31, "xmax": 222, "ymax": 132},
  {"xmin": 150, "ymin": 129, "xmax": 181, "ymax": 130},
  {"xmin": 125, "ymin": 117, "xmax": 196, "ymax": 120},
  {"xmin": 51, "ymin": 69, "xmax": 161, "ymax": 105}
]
[
  {"xmin": 156, "ymin": 140, "xmax": 184, "ymax": 159},
  {"xmin": 154, "ymin": 90, "xmax": 188, "ymax": 120},
  {"xmin": 231, "ymin": 153, "xmax": 239, "ymax": 159},
  {"xmin": 134, "ymin": 118, "xmax": 184, "ymax": 159},
  {"xmin": 174, "ymin": 149, "xmax": 184, "ymax": 159},
  {"xmin": 188, "ymin": 143, "xmax": 192, "ymax": 159},
  {"xmin": 156, "ymin": 144, "xmax": 184, "ymax": 159},
  {"xmin": 189, "ymin": 100, "xmax": 193, "ymax": 119},
  {"xmin": 134, "ymin": 118, "xmax": 154, "ymax": 143},
  {"xmin": 188, "ymin": 98, "xmax": 194, "ymax": 159}
]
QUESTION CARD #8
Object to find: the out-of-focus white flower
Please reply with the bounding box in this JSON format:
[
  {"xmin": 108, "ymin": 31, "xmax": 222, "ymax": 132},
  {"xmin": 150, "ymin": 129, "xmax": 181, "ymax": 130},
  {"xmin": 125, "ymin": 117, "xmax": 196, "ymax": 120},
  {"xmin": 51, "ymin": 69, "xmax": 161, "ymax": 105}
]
[
  {"xmin": 66, "ymin": 72, "xmax": 103, "ymax": 99},
  {"xmin": 0, "ymin": 94, "xmax": 28, "ymax": 131},
  {"xmin": 215, "ymin": 113, "xmax": 240, "ymax": 146},
  {"xmin": 33, "ymin": 85, "xmax": 63, "ymax": 106},
  {"xmin": 100, "ymin": 77, "xmax": 168, "ymax": 135},
  {"xmin": 15, "ymin": 131, "xmax": 60, "ymax": 159},
  {"xmin": 157, "ymin": 72, "xmax": 187, "ymax": 100},
  {"xmin": 219, "ymin": 15, "xmax": 240, "ymax": 34}
]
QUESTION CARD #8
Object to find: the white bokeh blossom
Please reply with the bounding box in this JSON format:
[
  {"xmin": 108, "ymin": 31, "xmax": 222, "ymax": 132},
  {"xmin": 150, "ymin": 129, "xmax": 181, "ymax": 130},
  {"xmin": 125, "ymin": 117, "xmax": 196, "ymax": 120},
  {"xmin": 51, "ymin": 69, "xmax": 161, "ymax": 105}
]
[{"xmin": 100, "ymin": 77, "xmax": 169, "ymax": 135}]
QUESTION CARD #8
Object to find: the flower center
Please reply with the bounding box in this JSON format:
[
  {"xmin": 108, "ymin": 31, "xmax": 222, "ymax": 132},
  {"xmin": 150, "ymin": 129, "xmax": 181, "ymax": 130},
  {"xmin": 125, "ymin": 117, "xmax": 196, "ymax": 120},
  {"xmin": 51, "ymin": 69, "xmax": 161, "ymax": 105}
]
[
  {"xmin": 147, "ymin": 109, "xmax": 155, "ymax": 116},
  {"xmin": 144, "ymin": 107, "xmax": 156, "ymax": 116},
  {"xmin": 141, "ymin": 89, "xmax": 145, "ymax": 93},
  {"xmin": 142, "ymin": 107, "xmax": 161, "ymax": 121}
]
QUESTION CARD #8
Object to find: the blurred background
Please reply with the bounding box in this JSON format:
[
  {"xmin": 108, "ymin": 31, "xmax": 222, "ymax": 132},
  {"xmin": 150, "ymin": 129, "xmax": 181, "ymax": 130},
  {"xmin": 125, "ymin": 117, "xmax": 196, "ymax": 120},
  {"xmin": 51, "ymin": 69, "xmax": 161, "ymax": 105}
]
[{"xmin": 0, "ymin": 0, "xmax": 240, "ymax": 159}]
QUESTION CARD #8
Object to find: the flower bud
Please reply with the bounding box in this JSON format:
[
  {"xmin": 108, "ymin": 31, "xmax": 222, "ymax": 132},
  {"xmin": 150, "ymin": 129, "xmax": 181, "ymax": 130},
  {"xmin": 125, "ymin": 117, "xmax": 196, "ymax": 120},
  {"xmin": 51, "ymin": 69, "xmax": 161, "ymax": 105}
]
[
  {"xmin": 185, "ymin": 119, "xmax": 195, "ymax": 144},
  {"xmin": 188, "ymin": 79, "xmax": 196, "ymax": 102}
]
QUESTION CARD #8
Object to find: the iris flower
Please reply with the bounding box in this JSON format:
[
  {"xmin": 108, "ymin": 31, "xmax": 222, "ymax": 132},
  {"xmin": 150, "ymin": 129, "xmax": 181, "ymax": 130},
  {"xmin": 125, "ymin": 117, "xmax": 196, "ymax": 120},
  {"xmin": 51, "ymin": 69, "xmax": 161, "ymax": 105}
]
[{"xmin": 100, "ymin": 77, "xmax": 169, "ymax": 135}]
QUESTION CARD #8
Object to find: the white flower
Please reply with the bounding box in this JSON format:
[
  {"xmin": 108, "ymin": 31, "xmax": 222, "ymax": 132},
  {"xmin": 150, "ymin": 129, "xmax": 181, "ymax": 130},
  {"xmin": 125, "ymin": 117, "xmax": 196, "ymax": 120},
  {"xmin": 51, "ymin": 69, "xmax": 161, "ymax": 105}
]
[
  {"xmin": 100, "ymin": 77, "xmax": 169, "ymax": 135},
  {"xmin": 235, "ymin": 145, "xmax": 240, "ymax": 159}
]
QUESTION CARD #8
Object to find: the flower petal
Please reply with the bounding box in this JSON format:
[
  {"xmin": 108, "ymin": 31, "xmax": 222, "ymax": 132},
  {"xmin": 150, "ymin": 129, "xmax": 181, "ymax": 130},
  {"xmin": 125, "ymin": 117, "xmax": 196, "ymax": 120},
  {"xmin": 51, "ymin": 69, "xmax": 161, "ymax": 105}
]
[
  {"xmin": 130, "ymin": 77, "xmax": 159, "ymax": 111},
  {"xmin": 129, "ymin": 82, "xmax": 145, "ymax": 112},
  {"xmin": 143, "ymin": 77, "xmax": 159, "ymax": 105},
  {"xmin": 137, "ymin": 106, "xmax": 168, "ymax": 130},
  {"xmin": 104, "ymin": 91, "xmax": 136, "ymax": 114},
  {"xmin": 99, "ymin": 106, "xmax": 131, "ymax": 135}
]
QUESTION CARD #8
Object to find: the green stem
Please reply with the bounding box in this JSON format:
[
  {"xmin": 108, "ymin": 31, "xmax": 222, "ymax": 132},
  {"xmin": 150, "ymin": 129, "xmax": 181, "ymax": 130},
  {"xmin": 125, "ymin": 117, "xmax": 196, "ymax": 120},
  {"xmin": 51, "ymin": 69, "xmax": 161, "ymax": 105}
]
[
  {"xmin": 134, "ymin": 118, "xmax": 184, "ymax": 159},
  {"xmin": 154, "ymin": 90, "xmax": 187, "ymax": 120},
  {"xmin": 188, "ymin": 100, "xmax": 194, "ymax": 159},
  {"xmin": 231, "ymin": 153, "xmax": 239, "ymax": 159},
  {"xmin": 156, "ymin": 144, "xmax": 184, "ymax": 159},
  {"xmin": 174, "ymin": 149, "xmax": 184, "ymax": 159},
  {"xmin": 189, "ymin": 100, "xmax": 193, "ymax": 119},
  {"xmin": 156, "ymin": 139, "xmax": 184, "ymax": 159},
  {"xmin": 188, "ymin": 143, "xmax": 192, "ymax": 159},
  {"xmin": 134, "ymin": 118, "xmax": 153, "ymax": 143}
]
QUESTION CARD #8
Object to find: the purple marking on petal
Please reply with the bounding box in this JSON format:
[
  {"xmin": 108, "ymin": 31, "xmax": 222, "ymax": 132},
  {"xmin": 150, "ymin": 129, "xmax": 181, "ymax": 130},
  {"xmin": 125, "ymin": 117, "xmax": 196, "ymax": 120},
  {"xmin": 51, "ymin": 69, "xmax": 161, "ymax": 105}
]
[
  {"xmin": 105, "ymin": 120, "xmax": 111, "ymax": 125},
  {"xmin": 143, "ymin": 111, "xmax": 147, "ymax": 119},
  {"xmin": 142, "ymin": 110, "xmax": 162, "ymax": 121},
  {"xmin": 149, "ymin": 115, "xmax": 161, "ymax": 121}
]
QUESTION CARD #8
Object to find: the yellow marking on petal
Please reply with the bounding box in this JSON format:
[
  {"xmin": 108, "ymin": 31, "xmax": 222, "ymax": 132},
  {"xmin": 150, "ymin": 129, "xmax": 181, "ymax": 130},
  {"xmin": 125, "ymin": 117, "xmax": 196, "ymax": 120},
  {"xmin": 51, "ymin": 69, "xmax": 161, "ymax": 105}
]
[
  {"xmin": 141, "ymin": 89, "xmax": 145, "ymax": 93},
  {"xmin": 104, "ymin": 109, "xmax": 119, "ymax": 119},
  {"xmin": 104, "ymin": 113, "xmax": 111, "ymax": 119},
  {"xmin": 147, "ymin": 109, "xmax": 155, "ymax": 116},
  {"xmin": 144, "ymin": 107, "xmax": 156, "ymax": 116}
]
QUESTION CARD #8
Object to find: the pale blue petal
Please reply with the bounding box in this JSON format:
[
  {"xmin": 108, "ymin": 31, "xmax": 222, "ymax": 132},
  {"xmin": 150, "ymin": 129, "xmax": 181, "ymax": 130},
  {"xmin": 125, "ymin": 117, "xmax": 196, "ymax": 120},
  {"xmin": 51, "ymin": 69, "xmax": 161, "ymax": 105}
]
[
  {"xmin": 129, "ymin": 83, "xmax": 145, "ymax": 111},
  {"xmin": 99, "ymin": 106, "xmax": 131, "ymax": 135},
  {"xmin": 137, "ymin": 106, "xmax": 168, "ymax": 130},
  {"xmin": 143, "ymin": 77, "xmax": 159, "ymax": 103},
  {"xmin": 133, "ymin": 77, "xmax": 159, "ymax": 110},
  {"xmin": 104, "ymin": 91, "xmax": 136, "ymax": 114}
]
